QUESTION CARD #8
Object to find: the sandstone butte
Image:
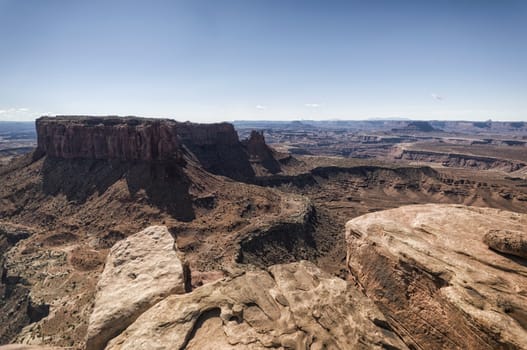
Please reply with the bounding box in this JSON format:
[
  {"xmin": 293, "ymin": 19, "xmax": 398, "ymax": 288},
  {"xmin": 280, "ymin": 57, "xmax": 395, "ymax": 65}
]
[
  {"xmin": 33, "ymin": 116, "xmax": 276, "ymax": 181},
  {"xmin": 35, "ymin": 116, "xmax": 237, "ymax": 161},
  {"xmin": 346, "ymin": 204, "xmax": 527, "ymax": 350}
]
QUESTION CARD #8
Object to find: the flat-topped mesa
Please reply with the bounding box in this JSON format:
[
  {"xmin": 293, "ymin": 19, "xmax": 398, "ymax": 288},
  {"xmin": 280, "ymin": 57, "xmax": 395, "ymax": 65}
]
[
  {"xmin": 35, "ymin": 116, "xmax": 240, "ymax": 162},
  {"xmin": 36, "ymin": 116, "xmax": 183, "ymax": 161}
]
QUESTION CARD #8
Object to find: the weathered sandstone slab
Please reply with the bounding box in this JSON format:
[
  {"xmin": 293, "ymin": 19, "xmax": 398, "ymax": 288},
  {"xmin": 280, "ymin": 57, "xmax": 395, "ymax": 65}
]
[
  {"xmin": 85, "ymin": 226, "xmax": 187, "ymax": 350},
  {"xmin": 106, "ymin": 261, "xmax": 408, "ymax": 350},
  {"xmin": 346, "ymin": 204, "xmax": 527, "ymax": 349}
]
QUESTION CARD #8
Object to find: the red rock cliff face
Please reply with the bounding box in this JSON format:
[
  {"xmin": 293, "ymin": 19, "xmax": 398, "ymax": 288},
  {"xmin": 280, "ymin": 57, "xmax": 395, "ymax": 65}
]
[
  {"xmin": 176, "ymin": 122, "xmax": 239, "ymax": 146},
  {"xmin": 35, "ymin": 116, "xmax": 256, "ymax": 180},
  {"xmin": 242, "ymin": 131, "xmax": 281, "ymax": 174},
  {"xmin": 36, "ymin": 116, "xmax": 183, "ymax": 161}
]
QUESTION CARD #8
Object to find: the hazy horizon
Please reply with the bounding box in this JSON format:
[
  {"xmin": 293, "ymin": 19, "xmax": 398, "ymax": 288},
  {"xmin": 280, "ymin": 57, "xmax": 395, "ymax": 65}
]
[
  {"xmin": 1, "ymin": 0, "xmax": 526, "ymax": 122},
  {"xmin": 0, "ymin": 115, "xmax": 522, "ymax": 124}
]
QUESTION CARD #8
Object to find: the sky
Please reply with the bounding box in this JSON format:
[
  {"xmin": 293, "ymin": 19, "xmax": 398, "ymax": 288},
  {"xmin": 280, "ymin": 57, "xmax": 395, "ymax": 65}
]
[{"xmin": 0, "ymin": 0, "xmax": 526, "ymax": 122}]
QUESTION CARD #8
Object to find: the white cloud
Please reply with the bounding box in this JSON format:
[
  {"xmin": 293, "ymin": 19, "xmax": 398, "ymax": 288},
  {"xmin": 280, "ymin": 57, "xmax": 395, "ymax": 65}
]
[
  {"xmin": 430, "ymin": 93, "xmax": 444, "ymax": 101},
  {"xmin": 0, "ymin": 107, "xmax": 37, "ymax": 121},
  {"xmin": 305, "ymin": 103, "xmax": 321, "ymax": 108},
  {"xmin": 255, "ymin": 105, "xmax": 266, "ymax": 110}
]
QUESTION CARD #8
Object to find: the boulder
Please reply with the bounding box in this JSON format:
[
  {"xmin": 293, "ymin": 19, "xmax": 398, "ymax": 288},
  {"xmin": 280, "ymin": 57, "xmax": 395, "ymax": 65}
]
[
  {"xmin": 106, "ymin": 261, "xmax": 407, "ymax": 350},
  {"xmin": 484, "ymin": 229, "xmax": 527, "ymax": 259},
  {"xmin": 346, "ymin": 204, "xmax": 527, "ymax": 349},
  {"xmin": 85, "ymin": 226, "xmax": 187, "ymax": 350}
]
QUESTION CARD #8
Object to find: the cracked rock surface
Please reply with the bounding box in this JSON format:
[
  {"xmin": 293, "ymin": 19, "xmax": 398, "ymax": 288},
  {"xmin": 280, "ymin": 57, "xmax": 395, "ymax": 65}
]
[
  {"xmin": 346, "ymin": 204, "xmax": 527, "ymax": 350},
  {"xmin": 106, "ymin": 260, "xmax": 407, "ymax": 350},
  {"xmin": 86, "ymin": 226, "xmax": 187, "ymax": 350}
]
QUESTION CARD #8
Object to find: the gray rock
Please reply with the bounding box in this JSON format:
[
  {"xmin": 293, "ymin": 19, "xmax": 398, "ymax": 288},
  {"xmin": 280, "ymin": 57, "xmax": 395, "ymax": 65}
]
[{"xmin": 85, "ymin": 226, "xmax": 187, "ymax": 350}]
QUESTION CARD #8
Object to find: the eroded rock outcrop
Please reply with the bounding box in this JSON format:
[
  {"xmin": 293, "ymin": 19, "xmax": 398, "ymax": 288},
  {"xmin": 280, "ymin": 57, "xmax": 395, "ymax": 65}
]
[
  {"xmin": 86, "ymin": 226, "xmax": 187, "ymax": 350},
  {"xmin": 346, "ymin": 204, "xmax": 527, "ymax": 349},
  {"xmin": 0, "ymin": 223, "xmax": 40, "ymax": 344},
  {"xmin": 484, "ymin": 229, "xmax": 527, "ymax": 259},
  {"xmin": 397, "ymin": 149, "xmax": 526, "ymax": 172},
  {"xmin": 35, "ymin": 116, "xmax": 258, "ymax": 181},
  {"xmin": 391, "ymin": 121, "xmax": 439, "ymax": 133},
  {"xmin": 36, "ymin": 116, "xmax": 184, "ymax": 161},
  {"xmin": 106, "ymin": 261, "xmax": 408, "ymax": 350},
  {"xmin": 242, "ymin": 131, "xmax": 281, "ymax": 175}
]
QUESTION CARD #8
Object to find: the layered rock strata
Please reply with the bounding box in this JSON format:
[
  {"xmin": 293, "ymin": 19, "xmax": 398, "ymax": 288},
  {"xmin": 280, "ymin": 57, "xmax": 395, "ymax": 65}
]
[
  {"xmin": 35, "ymin": 116, "xmax": 257, "ymax": 181},
  {"xmin": 36, "ymin": 116, "xmax": 183, "ymax": 161},
  {"xmin": 398, "ymin": 149, "xmax": 526, "ymax": 172},
  {"xmin": 346, "ymin": 204, "xmax": 527, "ymax": 349}
]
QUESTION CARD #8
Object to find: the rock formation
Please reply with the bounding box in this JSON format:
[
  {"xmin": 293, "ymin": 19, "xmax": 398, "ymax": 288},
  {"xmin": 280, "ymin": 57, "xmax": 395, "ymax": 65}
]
[
  {"xmin": 397, "ymin": 148, "xmax": 526, "ymax": 172},
  {"xmin": 0, "ymin": 223, "xmax": 41, "ymax": 344},
  {"xmin": 242, "ymin": 131, "xmax": 282, "ymax": 175},
  {"xmin": 484, "ymin": 229, "xmax": 527, "ymax": 259},
  {"xmin": 35, "ymin": 116, "xmax": 258, "ymax": 181},
  {"xmin": 105, "ymin": 261, "xmax": 408, "ymax": 350},
  {"xmin": 391, "ymin": 121, "xmax": 439, "ymax": 133},
  {"xmin": 0, "ymin": 129, "xmax": 311, "ymax": 347},
  {"xmin": 345, "ymin": 204, "xmax": 527, "ymax": 349},
  {"xmin": 86, "ymin": 226, "xmax": 187, "ymax": 350},
  {"xmin": 36, "ymin": 116, "xmax": 183, "ymax": 161}
]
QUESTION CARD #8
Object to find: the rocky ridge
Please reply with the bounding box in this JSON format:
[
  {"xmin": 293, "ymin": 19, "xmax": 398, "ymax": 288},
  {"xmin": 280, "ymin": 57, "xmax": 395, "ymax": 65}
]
[
  {"xmin": 0, "ymin": 116, "xmax": 318, "ymax": 347},
  {"xmin": 397, "ymin": 148, "xmax": 526, "ymax": 172},
  {"xmin": 105, "ymin": 260, "xmax": 407, "ymax": 350},
  {"xmin": 3, "ymin": 116, "xmax": 527, "ymax": 349},
  {"xmin": 346, "ymin": 204, "xmax": 527, "ymax": 349}
]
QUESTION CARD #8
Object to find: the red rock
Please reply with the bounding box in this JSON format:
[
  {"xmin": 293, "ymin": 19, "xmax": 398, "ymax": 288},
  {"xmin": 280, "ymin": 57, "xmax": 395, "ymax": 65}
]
[
  {"xmin": 36, "ymin": 116, "xmax": 183, "ymax": 161},
  {"xmin": 35, "ymin": 116, "xmax": 282, "ymax": 181}
]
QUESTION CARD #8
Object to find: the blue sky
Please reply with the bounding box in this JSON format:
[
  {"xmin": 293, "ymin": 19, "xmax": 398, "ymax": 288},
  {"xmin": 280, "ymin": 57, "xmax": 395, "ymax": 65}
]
[{"xmin": 0, "ymin": 0, "xmax": 526, "ymax": 122}]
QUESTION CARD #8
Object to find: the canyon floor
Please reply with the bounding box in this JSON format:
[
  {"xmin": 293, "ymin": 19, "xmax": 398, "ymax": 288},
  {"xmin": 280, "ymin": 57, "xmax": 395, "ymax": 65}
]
[{"xmin": 1, "ymin": 117, "xmax": 526, "ymax": 349}]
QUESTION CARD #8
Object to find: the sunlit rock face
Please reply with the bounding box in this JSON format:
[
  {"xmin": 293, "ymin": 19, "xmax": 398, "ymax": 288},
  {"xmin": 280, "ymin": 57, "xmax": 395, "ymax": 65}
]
[
  {"xmin": 36, "ymin": 116, "xmax": 184, "ymax": 161},
  {"xmin": 35, "ymin": 116, "xmax": 256, "ymax": 181},
  {"xmin": 105, "ymin": 261, "xmax": 408, "ymax": 350},
  {"xmin": 346, "ymin": 204, "xmax": 527, "ymax": 350}
]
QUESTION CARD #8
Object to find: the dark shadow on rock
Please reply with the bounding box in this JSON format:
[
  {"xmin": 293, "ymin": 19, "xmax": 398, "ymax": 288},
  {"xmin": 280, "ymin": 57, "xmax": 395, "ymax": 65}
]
[
  {"xmin": 242, "ymin": 130, "xmax": 282, "ymax": 175},
  {"xmin": 42, "ymin": 157, "xmax": 126, "ymax": 203},
  {"xmin": 41, "ymin": 157, "xmax": 195, "ymax": 221},
  {"xmin": 490, "ymin": 249, "xmax": 527, "ymax": 268},
  {"xmin": 125, "ymin": 161, "xmax": 195, "ymax": 222},
  {"xmin": 184, "ymin": 143, "xmax": 256, "ymax": 182}
]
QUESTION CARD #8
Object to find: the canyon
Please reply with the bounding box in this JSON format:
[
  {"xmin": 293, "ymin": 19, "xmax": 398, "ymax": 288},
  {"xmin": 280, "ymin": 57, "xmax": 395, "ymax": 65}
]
[{"xmin": 0, "ymin": 116, "xmax": 526, "ymax": 349}]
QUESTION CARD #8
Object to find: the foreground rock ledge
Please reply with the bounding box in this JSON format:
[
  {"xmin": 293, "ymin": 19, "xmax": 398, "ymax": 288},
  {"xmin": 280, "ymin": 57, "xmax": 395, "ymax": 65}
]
[
  {"xmin": 346, "ymin": 204, "xmax": 527, "ymax": 350},
  {"xmin": 86, "ymin": 226, "xmax": 187, "ymax": 350},
  {"xmin": 106, "ymin": 260, "xmax": 407, "ymax": 350}
]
